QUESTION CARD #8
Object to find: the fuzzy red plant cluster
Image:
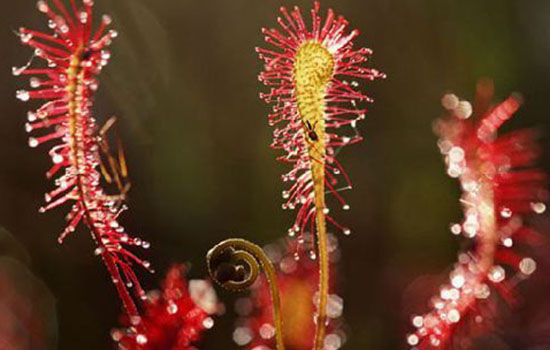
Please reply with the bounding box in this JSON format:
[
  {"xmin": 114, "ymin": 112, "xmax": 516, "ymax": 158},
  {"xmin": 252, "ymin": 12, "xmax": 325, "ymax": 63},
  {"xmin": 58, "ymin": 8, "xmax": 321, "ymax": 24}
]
[
  {"xmin": 407, "ymin": 81, "xmax": 548, "ymax": 349},
  {"xmin": 112, "ymin": 265, "xmax": 220, "ymax": 350},
  {"xmin": 257, "ymin": 1, "xmax": 385, "ymax": 243},
  {"xmin": 232, "ymin": 236, "xmax": 345, "ymax": 350},
  {"xmin": 14, "ymin": 0, "xmax": 151, "ymax": 318},
  {"xmin": 0, "ymin": 258, "xmax": 56, "ymax": 350}
]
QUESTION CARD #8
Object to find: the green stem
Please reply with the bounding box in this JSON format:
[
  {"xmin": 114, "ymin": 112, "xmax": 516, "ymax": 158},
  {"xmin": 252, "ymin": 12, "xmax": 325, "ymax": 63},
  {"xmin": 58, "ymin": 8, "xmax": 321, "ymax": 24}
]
[
  {"xmin": 312, "ymin": 165, "xmax": 328, "ymax": 350},
  {"xmin": 206, "ymin": 238, "xmax": 285, "ymax": 350}
]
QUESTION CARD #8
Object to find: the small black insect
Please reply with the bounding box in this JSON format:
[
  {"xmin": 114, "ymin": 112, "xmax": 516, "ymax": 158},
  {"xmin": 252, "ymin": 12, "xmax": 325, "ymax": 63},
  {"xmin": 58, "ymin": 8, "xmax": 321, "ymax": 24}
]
[
  {"xmin": 81, "ymin": 49, "xmax": 94, "ymax": 61},
  {"xmin": 304, "ymin": 120, "xmax": 319, "ymax": 141}
]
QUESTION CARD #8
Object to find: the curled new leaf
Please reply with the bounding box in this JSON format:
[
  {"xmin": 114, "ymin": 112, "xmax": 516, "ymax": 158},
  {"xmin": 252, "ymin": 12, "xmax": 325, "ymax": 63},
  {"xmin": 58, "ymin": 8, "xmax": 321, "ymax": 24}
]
[{"xmin": 207, "ymin": 239, "xmax": 285, "ymax": 350}]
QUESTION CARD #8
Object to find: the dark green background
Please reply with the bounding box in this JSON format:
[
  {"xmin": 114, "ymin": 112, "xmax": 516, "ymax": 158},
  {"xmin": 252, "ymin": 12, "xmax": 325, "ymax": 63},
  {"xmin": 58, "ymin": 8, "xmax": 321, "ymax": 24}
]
[{"xmin": 1, "ymin": 0, "xmax": 550, "ymax": 349}]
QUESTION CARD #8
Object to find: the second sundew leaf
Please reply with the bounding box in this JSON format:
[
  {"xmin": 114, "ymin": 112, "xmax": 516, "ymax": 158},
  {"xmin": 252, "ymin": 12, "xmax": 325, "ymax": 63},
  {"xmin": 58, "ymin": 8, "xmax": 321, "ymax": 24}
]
[
  {"xmin": 257, "ymin": 2, "xmax": 384, "ymax": 349},
  {"xmin": 13, "ymin": 0, "xmax": 152, "ymax": 319},
  {"xmin": 258, "ymin": 1, "xmax": 385, "ymax": 250}
]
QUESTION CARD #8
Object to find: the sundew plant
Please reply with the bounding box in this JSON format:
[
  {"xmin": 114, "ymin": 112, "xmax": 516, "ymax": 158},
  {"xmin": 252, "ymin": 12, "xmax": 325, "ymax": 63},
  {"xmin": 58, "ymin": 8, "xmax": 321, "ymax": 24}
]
[
  {"xmin": 14, "ymin": 0, "xmax": 151, "ymax": 320},
  {"xmin": 4, "ymin": 1, "xmax": 550, "ymax": 350}
]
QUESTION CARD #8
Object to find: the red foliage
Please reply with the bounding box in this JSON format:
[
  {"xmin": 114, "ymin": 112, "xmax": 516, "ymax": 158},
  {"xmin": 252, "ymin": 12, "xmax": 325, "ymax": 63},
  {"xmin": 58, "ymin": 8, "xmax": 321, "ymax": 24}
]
[{"xmin": 113, "ymin": 265, "xmax": 220, "ymax": 350}]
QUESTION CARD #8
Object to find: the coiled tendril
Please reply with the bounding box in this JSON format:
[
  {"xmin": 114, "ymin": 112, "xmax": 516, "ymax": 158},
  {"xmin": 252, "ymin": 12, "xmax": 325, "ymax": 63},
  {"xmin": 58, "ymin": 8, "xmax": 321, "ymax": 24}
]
[{"xmin": 207, "ymin": 239, "xmax": 285, "ymax": 350}]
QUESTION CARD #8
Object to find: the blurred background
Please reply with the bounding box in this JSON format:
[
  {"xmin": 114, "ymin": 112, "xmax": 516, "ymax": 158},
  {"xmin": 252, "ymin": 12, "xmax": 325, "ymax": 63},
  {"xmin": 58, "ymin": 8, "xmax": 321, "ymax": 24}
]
[{"xmin": 1, "ymin": 0, "xmax": 550, "ymax": 349}]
